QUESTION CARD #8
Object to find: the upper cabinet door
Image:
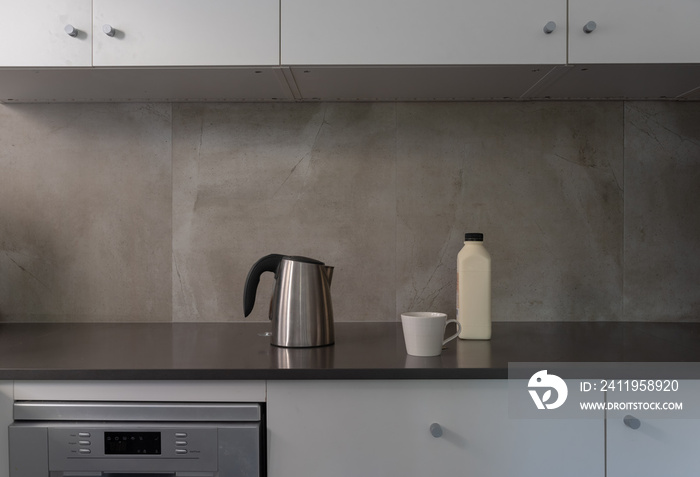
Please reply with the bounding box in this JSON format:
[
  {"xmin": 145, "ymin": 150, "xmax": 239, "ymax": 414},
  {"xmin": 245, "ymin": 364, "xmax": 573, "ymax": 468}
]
[
  {"xmin": 569, "ymin": 0, "xmax": 700, "ymax": 63},
  {"xmin": 282, "ymin": 0, "xmax": 566, "ymax": 65},
  {"xmin": 0, "ymin": 0, "xmax": 92, "ymax": 67},
  {"xmin": 93, "ymin": 0, "xmax": 279, "ymax": 67}
]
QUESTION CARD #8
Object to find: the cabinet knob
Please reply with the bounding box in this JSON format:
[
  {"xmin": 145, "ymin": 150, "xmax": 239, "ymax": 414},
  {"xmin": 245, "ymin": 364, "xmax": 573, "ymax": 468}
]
[
  {"xmin": 543, "ymin": 21, "xmax": 557, "ymax": 34},
  {"xmin": 429, "ymin": 423, "xmax": 443, "ymax": 438},
  {"xmin": 103, "ymin": 24, "xmax": 116, "ymax": 37},
  {"xmin": 583, "ymin": 21, "xmax": 597, "ymax": 33},
  {"xmin": 623, "ymin": 415, "xmax": 641, "ymax": 430},
  {"xmin": 64, "ymin": 25, "xmax": 79, "ymax": 37}
]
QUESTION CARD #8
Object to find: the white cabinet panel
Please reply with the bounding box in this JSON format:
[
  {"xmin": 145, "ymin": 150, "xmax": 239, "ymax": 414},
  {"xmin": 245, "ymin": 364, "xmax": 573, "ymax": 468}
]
[
  {"xmin": 608, "ymin": 417, "xmax": 700, "ymax": 476},
  {"xmin": 607, "ymin": 381, "xmax": 700, "ymax": 476},
  {"xmin": 268, "ymin": 380, "xmax": 603, "ymax": 477},
  {"xmin": 93, "ymin": 0, "xmax": 279, "ymax": 66},
  {"xmin": 531, "ymin": 64, "xmax": 700, "ymax": 100},
  {"xmin": 0, "ymin": 382, "xmax": 12, "ymax": 477},
  {"xmin": 0, "ymin": 68, "xmax": 294, "ymax": 102},
  {"xmin": 14, "ymin": 380, "xmax": 266, "ymax": 402},
  {"xmin": 0, "ymin": 0, "xmax": 91, "ymax": 66},
  {"xmin": 282, "ymin": 0, "xmax": 566, "ymax": 65},
  {"xmin": 569, "ymin": 0, "xmax": 700, "ymax": 63},
  {"xmin": 288, "ymin": 65, "xmax": 557, "ymax": 101}
]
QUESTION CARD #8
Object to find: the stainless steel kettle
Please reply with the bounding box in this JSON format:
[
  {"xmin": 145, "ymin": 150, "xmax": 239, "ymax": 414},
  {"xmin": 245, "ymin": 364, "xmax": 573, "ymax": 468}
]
[{"xmin": 244, "ymin": 254, "xmax": 334, "ymax": 347}]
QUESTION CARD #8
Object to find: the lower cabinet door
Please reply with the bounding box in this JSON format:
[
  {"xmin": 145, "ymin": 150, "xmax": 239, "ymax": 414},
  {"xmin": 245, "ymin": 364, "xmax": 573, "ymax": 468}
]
[
  {"xmin": 0, "ymin": 382, "xmax": 12, "ymax": 477},
  {"xmin": 267, "ymin": 380, "xmax": 603, "ymax": 477},
  {"xmin": 607, "ymin": 380, "xmax": 700, "ymax": 476}
]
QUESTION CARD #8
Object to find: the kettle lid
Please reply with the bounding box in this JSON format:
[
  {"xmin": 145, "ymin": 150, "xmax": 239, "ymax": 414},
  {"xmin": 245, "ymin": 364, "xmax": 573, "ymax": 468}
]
[{"xmin": 283, "ymin": 255, "xmax": 324, "ymax": 265}]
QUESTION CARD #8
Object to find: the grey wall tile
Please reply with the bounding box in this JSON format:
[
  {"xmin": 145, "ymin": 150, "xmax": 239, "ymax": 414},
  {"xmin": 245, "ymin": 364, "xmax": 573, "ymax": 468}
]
[
  {"xmin": 624, "ymin": 102, "xmax": 700, "ymax": 321},
  {"xmin": 172, "ymin": 103, "xmax": 397, "ymax": 322},
  {"xmin": 3, "ymin": 100, "xmax": 698, "ymax": 324},
  {"xmin": 396, "ymin": 102, "xmax": 624, "ymax": 321},
  {"xmin": 0, "ymin": 104, "xmax": 172, "ymax": 322}
]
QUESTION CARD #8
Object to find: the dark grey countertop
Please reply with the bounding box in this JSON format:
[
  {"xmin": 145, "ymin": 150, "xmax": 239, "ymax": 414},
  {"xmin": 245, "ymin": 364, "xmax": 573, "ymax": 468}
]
[{"xmin": 1, "ymin": 321, "xmax": 700, "ymax": 380}]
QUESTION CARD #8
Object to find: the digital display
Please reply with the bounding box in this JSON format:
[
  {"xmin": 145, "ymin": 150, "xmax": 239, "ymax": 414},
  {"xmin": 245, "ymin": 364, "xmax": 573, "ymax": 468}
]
[{"xmin": 104, "ymin": 432, "xmax": 161, "ymax": 455}]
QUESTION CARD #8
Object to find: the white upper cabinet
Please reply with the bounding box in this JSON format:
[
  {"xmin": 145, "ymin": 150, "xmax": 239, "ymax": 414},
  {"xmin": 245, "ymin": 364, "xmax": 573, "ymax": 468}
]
[
  {"xmin": 281, "ymin": 0, "xmax": 567, "ymax": 65},
  {"xmin": 569, "ymin": 0, "xmax": 700, "ymax": 63},
  {"xmin": 1, "ymin": 0, "xmax": 698, "ymax": 100},
  {"xmin": 92, "ymin": 0, "xmax": 279, "ymax": 66},
  {"xmin": 0, "ymin": 0, "xmax": 92, "ymax": 67}
]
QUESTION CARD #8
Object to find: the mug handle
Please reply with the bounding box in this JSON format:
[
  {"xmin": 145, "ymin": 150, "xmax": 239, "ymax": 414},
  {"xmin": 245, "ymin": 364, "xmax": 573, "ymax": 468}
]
[{"xmin": 442, "ymin": 319, "xmax": 462, "ymax": 345}]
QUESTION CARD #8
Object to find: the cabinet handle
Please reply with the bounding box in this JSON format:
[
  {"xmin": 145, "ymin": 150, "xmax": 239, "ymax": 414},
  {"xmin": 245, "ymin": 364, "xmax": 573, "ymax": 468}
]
[
  {"xmin": 583, "ymin": 21, "xmax": 597, "ymax": 33},
  {"xmin": 64, "ymin": 25, "xmax": 79, "ymax": 37},
  {"xmin": 543, "ymin": 21, "xmax": 556, "ymax": 34},
  {"xmin": 102, "ymin": 24, "xmax": 116, "ymax": 37},
  {"xmin": 623, "ymin": 415, "xmax": 641, "ymax": 430},
  {"xmin": 429, "ymin": 423, "xmax": 443, "ymax": 438}
]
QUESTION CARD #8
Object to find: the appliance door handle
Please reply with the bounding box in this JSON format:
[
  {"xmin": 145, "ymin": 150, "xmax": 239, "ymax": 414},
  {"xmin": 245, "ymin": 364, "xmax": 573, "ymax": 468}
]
[{"xmin": 102, "ymin": 474, "xmax": 180, "ymax": 477}]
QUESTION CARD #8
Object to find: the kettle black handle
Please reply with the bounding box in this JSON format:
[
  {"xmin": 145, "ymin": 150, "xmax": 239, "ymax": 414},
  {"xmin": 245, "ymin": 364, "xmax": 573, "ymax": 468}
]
[{"xmin": 243, "ymin": 254, "xmax": 284, "ymax": 317}]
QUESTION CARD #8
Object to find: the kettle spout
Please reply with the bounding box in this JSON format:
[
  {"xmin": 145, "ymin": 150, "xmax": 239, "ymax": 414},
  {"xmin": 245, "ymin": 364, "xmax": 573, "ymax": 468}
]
[{"xmin": 324, "ymin": 266, "xmax": 334, "ymax": 286}]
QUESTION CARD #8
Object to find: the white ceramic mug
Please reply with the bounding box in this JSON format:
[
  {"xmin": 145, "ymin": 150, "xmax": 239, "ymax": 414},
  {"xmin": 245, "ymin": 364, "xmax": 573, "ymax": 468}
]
[{"xmin": 400, "ymin": 312, "xmax": 462, "ymax": 357}]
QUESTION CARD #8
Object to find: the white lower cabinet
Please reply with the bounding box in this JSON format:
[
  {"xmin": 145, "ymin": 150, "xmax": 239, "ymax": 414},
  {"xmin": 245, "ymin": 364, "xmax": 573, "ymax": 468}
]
[
  {"xmin": 0, "ymin": 382, "xmax": 13, "ymax": 477},
  {"xmin": 607, "ymin": 416, "xmax": 700, "ymax": 476},
  {"xmin": 606, "ymin": 381, "xmax": 700, "ymax": 476},
  {"xmin": 267, "ymin": 380, "xmax": 603, "ymax": 477},
  {"xmin": 9, "ymin": 378, "xmax": 698, "ymax": 476}
]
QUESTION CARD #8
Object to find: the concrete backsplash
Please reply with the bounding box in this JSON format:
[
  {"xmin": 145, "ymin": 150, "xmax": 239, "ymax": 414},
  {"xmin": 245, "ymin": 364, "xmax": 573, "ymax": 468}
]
[{"xmin": 0, "ymin": 102, "xmax": 698, "ymax": 322}]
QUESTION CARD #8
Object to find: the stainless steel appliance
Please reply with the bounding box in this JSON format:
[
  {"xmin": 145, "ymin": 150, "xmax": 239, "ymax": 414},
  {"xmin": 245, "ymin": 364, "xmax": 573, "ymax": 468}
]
[
  {"xmin": 244, "ymin": 254, "xmax": 334, "ymax": 348},
  {"xmin": 9, "ymin": 401, "xmax": 263, "ymax": 477}
]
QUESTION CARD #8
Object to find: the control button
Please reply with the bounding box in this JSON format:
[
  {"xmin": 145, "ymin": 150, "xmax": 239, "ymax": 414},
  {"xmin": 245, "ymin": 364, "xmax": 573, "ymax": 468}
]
[
  {"xmin": 78, "ymin": 432, "xmax": 91, "ymax": 437},
  {"xmin": 175, "ymin": 449, "xmax": 188, "ymax": 454},
  {"xmin": 175, "ymin": 432, "xmax": 188, "ymax": 438},
  {"xmin": 79, "ymin": 449, "xmax": 91, "ymax": 454},
  {"xmin": 175, "ymin": 441, "xmax": 188, "ymax": 446},
  {"xmin": 79, "ymin": 440, "xmax": 91, "ymax": 446}
]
